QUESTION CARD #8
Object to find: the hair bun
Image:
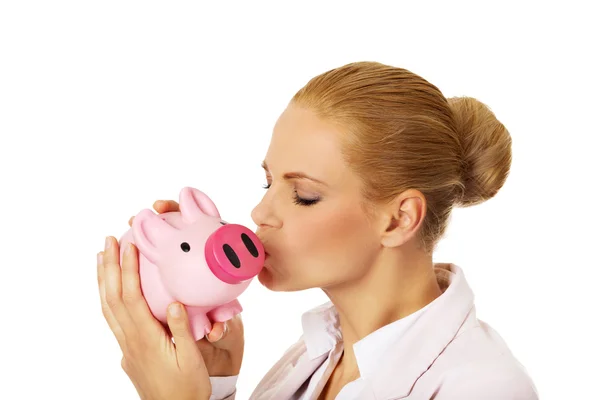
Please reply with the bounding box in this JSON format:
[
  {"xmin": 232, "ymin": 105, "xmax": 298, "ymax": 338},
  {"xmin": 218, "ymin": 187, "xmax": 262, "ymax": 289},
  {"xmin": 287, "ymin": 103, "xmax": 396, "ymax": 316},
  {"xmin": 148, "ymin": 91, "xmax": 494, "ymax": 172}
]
[{"xmin": 448, "ymin": 96, "xmax": 512, "ymax": 207}]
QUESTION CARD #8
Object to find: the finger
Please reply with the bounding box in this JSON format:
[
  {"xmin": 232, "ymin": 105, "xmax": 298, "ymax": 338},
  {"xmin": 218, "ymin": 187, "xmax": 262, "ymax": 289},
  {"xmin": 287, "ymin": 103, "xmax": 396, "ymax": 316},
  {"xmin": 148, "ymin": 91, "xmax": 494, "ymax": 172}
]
[
  {"xmin": 97, "ymin": 251, "xmax": 127, "ymax": 351},
  {"xmin": 166, "ymin": 303, "xmax": 205, "ymax": 370},
  {"xmin": 121, "ymin": 242, "xmax": 162, "ymax": 331},
  {"xmin": 153, "ymin": 200, "xmax": 180, "ymax": 214},
  {"xmin": 206, "ymin": 321, "xmax": 227, "ymax": 343},
  {"xmin": 103, "ymin": 236, "xmax": 138, "ymax": 338}
]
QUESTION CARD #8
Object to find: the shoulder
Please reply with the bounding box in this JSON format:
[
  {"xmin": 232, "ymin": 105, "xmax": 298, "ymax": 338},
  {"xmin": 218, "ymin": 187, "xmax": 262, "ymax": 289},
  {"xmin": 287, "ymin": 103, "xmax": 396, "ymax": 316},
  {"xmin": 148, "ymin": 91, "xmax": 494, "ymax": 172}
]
[
  {"xmin": 433, "ymin": 357, "xmax": 539, "ymax": 399},
  {"xmin": 431, "ymin": 319, "xmax": 539, "ymax": 399}
]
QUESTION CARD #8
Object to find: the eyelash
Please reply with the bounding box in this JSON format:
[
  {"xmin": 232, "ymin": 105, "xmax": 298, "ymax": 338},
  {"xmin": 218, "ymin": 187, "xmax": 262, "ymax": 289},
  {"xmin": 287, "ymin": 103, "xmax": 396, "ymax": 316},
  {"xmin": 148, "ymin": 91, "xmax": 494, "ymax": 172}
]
[{"xmin": 262, "ymin": 183, "xmax": 320, "ymax": 206}]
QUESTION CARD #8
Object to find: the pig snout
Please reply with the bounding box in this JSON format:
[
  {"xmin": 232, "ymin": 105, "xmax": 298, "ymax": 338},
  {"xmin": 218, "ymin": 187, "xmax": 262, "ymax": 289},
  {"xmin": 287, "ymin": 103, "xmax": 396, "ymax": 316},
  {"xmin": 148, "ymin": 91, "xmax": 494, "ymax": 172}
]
[{"xmin": 205, "ymin": 224, "xmax": 265, "ymax": 284}]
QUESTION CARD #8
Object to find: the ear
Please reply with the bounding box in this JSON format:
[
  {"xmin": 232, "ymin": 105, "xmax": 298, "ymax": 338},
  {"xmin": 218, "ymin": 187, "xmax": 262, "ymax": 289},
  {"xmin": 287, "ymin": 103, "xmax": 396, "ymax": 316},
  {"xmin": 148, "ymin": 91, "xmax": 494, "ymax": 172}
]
[
  {"xmin": 131, "ymin": 209, "xmax": 177, "ymax": 264},
  {"xmin": 179, "ymin": 187, "xmax": 221, "ymax": 223},
  {"xmin": 380, "ymin": 189, "xmax": 427, "ymax": 248}
]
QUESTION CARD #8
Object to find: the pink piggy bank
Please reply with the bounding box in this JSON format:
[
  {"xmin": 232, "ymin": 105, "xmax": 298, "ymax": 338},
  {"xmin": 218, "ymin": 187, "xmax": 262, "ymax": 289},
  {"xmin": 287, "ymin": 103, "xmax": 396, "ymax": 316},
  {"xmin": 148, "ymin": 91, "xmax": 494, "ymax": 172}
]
[{"xmin": 118, "ymin": 186, "xmax": 265, "ymax": 341}]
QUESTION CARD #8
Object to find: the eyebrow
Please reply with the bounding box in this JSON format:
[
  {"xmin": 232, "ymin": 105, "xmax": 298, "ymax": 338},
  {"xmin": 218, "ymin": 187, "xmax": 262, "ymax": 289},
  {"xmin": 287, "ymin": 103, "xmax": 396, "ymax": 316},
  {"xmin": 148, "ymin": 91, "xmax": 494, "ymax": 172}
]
[{"xmin": 261, "ymin": 161, "xmax": 328, "ymax": 186}]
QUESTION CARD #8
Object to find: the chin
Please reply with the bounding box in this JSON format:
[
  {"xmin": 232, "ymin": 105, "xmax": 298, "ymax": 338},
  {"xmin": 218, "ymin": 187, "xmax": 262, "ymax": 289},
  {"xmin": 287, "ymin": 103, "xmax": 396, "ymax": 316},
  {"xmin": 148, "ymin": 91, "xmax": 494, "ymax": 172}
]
[{"xmin": 257, "ymin": 266, "xmax": 279, "ymax": 291}]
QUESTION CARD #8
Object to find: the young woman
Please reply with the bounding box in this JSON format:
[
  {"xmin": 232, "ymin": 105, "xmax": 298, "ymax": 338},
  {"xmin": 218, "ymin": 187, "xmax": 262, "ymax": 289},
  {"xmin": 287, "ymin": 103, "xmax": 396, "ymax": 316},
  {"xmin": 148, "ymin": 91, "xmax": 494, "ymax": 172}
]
[{"xmin": 97, "ymin": 61, "xmax": 538, "ymax": 399}]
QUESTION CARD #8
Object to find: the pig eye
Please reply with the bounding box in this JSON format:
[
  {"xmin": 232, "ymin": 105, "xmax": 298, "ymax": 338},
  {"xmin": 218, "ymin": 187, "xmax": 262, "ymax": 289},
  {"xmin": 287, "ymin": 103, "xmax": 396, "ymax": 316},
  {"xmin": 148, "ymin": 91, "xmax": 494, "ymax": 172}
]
[{"xmin": 180, "ymin": 242, "xmax": 191, "ymax": 252}]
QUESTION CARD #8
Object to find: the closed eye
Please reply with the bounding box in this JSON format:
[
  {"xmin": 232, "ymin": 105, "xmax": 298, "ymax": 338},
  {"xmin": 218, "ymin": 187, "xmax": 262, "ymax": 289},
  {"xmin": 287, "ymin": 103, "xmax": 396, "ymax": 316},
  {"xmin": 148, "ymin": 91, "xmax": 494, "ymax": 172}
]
[
  {"xmin": 293, "ymin": 192, "xmax": 320, "ymax": 206},
  {"xmin": 262, "ymin": 183, "xmax": 320, "ymax": 206}
]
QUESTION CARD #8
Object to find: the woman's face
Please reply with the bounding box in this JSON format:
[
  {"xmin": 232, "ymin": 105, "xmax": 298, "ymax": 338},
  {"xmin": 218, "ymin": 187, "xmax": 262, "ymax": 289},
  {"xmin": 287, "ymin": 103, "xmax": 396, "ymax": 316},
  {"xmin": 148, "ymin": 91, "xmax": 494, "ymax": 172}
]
[{"xmin": 251, "ymin": 104, "xmax": 383, "ymax": 292}]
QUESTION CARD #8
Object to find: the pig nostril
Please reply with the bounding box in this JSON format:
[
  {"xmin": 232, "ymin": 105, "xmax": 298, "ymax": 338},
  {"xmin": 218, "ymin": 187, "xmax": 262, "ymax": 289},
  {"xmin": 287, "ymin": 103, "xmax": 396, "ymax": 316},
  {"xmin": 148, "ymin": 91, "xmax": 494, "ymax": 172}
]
[
  {"xmin": 241, "ymin": 233, "xmax": 259, "ymax": 258},
  {"xmin": 222, "ymin": 244, "xmax": 241, "ymax": 268}
]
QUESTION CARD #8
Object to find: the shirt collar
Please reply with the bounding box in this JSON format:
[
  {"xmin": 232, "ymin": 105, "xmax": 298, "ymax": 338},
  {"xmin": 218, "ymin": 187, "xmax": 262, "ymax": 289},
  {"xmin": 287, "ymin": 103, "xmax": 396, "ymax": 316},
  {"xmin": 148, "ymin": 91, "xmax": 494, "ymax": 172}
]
[
  {"xmin": 353, "ymin": 299, "xmax": 434, "ymax": 380},
  {"xmin": 300, "ymin": 300, "xmax": 341, "ymax": 359}
]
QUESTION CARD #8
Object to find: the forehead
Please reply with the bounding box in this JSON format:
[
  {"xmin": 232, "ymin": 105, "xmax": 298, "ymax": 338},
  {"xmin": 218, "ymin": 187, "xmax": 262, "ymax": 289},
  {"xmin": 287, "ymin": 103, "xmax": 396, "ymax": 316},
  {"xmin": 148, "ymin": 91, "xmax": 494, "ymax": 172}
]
[{"xmin": 266, "ymin": 106, "xmax": 348, "ymax": 181}]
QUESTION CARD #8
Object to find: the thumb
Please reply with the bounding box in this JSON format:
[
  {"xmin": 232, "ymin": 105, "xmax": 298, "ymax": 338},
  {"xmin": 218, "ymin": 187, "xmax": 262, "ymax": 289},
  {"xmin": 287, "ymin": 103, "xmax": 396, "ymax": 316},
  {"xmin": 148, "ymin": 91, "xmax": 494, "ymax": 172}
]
[
  {"xmin": 167, "ymin": 302, "xmax": 205, "ymax": 369},
  {"xmin": 206, "ymin": 320, "xmax": 228, "ymax": 343}
]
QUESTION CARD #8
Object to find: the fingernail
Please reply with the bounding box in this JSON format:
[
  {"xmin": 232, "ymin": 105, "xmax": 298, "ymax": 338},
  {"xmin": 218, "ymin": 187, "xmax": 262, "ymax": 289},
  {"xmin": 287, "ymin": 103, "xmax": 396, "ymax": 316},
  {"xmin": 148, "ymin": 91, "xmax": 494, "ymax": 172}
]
[
  {"xmin": 215, "ymin": 328, "xmax": 225, "ymax": 341},
  {"xmin": 105, "ymin": 237, "xmax": 111, "ymax": 250},
  {"xmin": 168, "ymin": 303, "xmax": 181, "ymax": 317},
  {"xmin": 97, "ymin": 252, "xmax": 103, "ymax": 264},
  {"xmin": 212, "ymin": 322, "xmax": 227, "ymax": 341},
  {"xmin": 124, "ymin": 243, "xmax": 131, "ymax": 255}
]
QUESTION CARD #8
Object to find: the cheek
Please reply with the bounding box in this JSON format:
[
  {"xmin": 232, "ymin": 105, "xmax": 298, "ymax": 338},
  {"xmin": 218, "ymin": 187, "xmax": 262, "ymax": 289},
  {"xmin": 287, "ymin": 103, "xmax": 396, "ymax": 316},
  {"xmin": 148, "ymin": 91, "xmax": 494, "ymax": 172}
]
[{"xmin": 285, "ymin": 203, "xmax": 377, "ymax": 278}]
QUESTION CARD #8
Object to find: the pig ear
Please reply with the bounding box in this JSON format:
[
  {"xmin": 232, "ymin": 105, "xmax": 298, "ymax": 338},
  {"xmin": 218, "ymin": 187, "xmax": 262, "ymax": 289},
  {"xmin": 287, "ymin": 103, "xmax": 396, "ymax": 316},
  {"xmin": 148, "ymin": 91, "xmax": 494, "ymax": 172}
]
[
  {"xmin": 179, "ymin": 187, "xmax": 221, "ymax": 223},
  {"xmin": 131, "ymin": 209, "xmax": 176, "ymax": 264}
]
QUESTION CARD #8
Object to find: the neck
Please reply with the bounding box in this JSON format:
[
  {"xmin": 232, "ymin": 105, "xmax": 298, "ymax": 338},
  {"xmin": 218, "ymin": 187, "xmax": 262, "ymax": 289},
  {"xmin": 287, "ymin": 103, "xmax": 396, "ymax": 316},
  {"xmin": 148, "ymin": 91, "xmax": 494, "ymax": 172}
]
[{"xmin": 321, "ymin": 245, "xmax": 442, "ymax": 379}]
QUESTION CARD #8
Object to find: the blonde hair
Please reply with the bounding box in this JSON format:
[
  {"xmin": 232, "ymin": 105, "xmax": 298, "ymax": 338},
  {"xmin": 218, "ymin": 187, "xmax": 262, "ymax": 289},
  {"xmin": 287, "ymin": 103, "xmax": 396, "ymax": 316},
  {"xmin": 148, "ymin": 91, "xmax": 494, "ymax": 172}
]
[{"xmin": 291, "ymin": 61, "xmax": 512, "ymax": 254}]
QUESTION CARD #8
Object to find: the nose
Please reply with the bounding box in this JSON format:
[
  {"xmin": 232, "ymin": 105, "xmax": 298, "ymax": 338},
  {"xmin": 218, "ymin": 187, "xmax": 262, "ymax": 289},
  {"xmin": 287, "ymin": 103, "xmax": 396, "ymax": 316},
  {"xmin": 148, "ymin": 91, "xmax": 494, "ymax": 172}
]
[
  {"xmin": 250, "ymin": 200, "xmax": 265, "ymax": 227},
  {"xmin": 251, "ymin": 193, "xmax": 280, "ymax": 230},
  {"xmin": 205, "ymin": 224, "xmax": 265, "ymax": 284}
]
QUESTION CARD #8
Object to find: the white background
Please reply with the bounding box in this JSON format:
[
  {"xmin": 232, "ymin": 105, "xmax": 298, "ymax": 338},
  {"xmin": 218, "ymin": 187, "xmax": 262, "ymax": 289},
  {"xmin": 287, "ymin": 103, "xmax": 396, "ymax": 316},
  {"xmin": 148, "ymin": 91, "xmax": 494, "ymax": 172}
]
[{"xmin": 1, "ymin": 1, "xmax": 598, "ymax": 399}]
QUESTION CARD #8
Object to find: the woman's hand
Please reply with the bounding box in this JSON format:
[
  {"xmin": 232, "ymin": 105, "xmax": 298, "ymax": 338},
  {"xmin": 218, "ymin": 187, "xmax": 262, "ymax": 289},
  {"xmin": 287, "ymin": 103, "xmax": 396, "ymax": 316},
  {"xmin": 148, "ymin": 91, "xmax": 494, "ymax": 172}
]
[
  {"xmin": 98, "ymin": 236, "xmax": 211, "ymax": 400},
  {"xmin": 128, "ymin": 199, "xmax": 245, "ymax": 377}
]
